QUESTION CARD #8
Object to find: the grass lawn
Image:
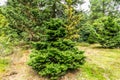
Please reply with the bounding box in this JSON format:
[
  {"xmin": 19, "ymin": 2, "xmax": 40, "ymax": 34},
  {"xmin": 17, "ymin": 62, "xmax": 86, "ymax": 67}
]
[
  {"xmin": 76, "ymin": 44, "xmax": 120, "ymax": 80},
  {"xmin": 0, "ymin": 58, "xmax": 9, "ymax": 73}
]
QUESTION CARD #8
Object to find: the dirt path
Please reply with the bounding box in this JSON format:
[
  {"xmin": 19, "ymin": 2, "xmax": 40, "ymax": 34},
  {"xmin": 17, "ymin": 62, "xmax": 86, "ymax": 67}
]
[{"xmin": 1, "ymin": 50, "xmax": 45, "ymax": 80}]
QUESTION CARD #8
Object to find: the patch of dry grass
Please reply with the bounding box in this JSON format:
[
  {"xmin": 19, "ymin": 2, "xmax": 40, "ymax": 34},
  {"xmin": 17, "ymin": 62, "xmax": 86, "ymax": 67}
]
[{"xmin": 77, "ymin": 44, "xmax": 120, "ymax": 80}]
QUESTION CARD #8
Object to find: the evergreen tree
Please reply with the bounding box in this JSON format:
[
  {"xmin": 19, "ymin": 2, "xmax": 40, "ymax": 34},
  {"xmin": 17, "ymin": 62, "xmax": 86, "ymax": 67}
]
[
  {"xmin": 80, "ymin": 0, "xmax": 120, "ymax": 43},
  {"xmin": 63, "ymin": 0, "xmax": 83, "ymax": 41},
  {"xmin": 1, "ymin": 0, "xmax": 84, "ymax": 41},
  {"xmin": 28, "ymin": 18, "xmax": 85, "ymax": 80},
  {"xmin": 0, "ymin": 14, "xmax": 15, "ymax": 56},
  {"xmin": 0, "ymin": 0, "xmax": 55, "ymax": 41},
  {"xmin": 90, "ymin": 0, "xmax": 120, "ymax": 20},
  {"xmin": 0, "ymin": 14, "xmax": 8, "ymax": 36},
  {"xmin": 91, "ymin": 16, "xmax": 120, "ymax": 48},
  {"xmin": 1, "ymin": 0, "xmax": 37, "ymax": 41}
]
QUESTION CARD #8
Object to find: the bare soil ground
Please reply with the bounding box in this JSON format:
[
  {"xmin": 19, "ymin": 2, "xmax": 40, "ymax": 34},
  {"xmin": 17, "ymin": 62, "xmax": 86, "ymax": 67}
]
[{"xmin": 1, "ymin": 50, "xmax": 45, "ymax": 80}]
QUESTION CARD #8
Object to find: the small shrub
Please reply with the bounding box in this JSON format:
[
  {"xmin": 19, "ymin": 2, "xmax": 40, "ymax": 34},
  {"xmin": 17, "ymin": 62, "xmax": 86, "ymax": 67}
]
[
  {"xmin": 89, "ymin": 16, "xmax": 120, "ymax": 48},
  {"xmin": 79, "ymin": 24, "xmax": 97, "ymax": 44},
  {"xmin": 28, "ymin": 18, "xmax": 85, "ymax": 80}
]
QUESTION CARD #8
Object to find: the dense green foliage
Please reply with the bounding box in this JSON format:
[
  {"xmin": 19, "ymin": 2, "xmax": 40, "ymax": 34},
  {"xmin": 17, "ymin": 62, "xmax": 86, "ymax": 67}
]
[
  {"xmin": 64, "ymin": 0, "xmax": 83, "ymax": 40},
  {"xmin": 0, "ymin": 0, "xmax": 84, "ymax": 41},
  {"xmin": 0, "ymin": 14, "xmax": 8, "ymax": 36},
  {"xmin": 79, "ymin": 0, "xmax": 120, "ymax": 48},
  {"xmin": 91, "ymin": 16, "xmax": 120, "ymax": 48},
  {"xmin": 0, "ymin": 0, "xmax": 43, "ymax": 41},
  {"xmin": 0, "ymin": 14, "xmax": 14, "ymax": 56},
  {"xmin": 80, "ymin": 15, "xmax": 120, "ymax": 48},
  {"xmin": 28, "ymin": 18, "xmax": 85, "ymax": 80},
  {"xmin": 90, "ymin": 0, "xmax": 120, "ymax": 19},
  {"xmin": 80, "ymin": 23, "xmax": 96, "ymax": 43}
]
